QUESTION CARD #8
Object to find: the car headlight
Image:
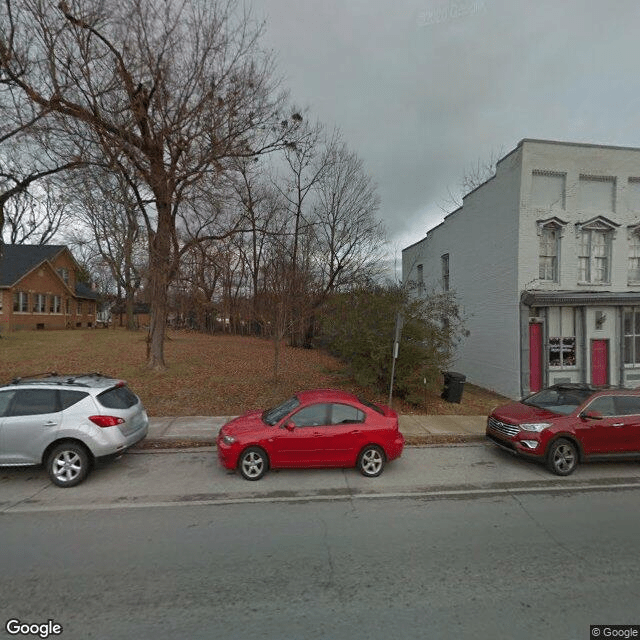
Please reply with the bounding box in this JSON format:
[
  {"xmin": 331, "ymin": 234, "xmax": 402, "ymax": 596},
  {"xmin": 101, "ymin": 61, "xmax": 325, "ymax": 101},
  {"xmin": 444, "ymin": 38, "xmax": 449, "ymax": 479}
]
[
  {"xmin": 520, "ymin": 422, "xmax": 551, "ymax": 432},
  {"xmin": 222, "ymin": 434, "xmax": 236, "ymax": 445}
]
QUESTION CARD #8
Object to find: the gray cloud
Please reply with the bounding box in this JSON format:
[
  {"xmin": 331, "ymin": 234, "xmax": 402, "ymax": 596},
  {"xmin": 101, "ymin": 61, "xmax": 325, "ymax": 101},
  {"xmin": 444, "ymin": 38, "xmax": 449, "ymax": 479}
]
[{"xmin": 251, "ymin": 0, "xmax": 640, "ymax": 252}]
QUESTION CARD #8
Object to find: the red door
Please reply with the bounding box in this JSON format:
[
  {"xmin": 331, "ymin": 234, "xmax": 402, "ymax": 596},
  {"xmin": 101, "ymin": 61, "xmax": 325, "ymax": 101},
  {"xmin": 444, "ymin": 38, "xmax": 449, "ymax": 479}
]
[
  {"xmin": 529, "ymin": 323, "xmax": 543, "ymax": 392},
  {"xmin": 591, "ymin": 340, "xmax": 609, "ymax": 386}
]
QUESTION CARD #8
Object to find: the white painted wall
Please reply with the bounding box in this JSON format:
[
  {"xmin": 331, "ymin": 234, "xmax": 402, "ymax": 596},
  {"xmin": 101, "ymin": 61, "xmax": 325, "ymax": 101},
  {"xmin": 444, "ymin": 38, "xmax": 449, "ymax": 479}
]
[{"xmin": 403, "ymin": 146, "xmax": 523, "ymax": 398}]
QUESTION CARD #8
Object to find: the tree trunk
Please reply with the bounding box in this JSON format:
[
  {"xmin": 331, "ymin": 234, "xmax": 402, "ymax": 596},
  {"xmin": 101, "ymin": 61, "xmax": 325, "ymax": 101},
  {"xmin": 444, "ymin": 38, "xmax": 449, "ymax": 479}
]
[{"xmin": 146, "ymin": 196, "xmax": 172, "ymax": 370}]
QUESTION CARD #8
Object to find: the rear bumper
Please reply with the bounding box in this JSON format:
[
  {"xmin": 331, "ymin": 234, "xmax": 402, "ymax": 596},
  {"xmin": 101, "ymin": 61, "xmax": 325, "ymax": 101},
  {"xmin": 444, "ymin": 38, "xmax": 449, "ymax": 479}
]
[{"xmin": 386, "ymin": 434, "xmax": 405, "ymax": 461}]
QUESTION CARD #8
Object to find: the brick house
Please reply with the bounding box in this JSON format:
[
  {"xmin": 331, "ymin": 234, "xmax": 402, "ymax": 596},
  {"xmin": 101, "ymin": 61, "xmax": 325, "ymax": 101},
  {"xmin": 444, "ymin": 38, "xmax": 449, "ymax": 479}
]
[{"xmin": 0, "ymin": 244, "xmax": 99, "ymax": 332}]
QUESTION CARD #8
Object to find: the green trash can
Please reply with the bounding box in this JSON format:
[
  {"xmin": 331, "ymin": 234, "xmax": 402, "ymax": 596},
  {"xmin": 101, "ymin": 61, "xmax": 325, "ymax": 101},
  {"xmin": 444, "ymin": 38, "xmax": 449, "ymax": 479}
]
[{"xmin": 441, "ymin": 371, "xmax": 466, "ymax": 403}]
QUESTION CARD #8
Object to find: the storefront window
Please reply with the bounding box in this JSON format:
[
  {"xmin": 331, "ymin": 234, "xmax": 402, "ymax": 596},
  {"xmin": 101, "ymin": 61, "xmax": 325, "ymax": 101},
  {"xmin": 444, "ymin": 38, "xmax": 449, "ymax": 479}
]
[
  {"xmin": 623, "ymin": 307, "xmax": 640, "ymax": 366},
  {"xmin": 548, "ymin": 307, "xmax": 576, "ymax": 368}
]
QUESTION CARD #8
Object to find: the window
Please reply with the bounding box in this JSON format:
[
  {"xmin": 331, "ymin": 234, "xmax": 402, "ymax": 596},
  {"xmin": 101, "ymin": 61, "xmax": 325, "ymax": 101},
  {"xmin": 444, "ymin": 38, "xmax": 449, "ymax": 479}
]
[
  {"xmin": 0, "ymin": 292, "xmax": 3, "ymax": 314},
  {"xmin": 579, "ymin": 229, "xmax": 611, "ymax": 283},
  {"xmin": 614, "ymin": 395, "xmax": 640, "ymax": 416},
  {"xmin": 539, "ymin": 226, "xmax": 559, "ymax": 281},
  {"xmin": 97, "ymin": 386, "xmax": 138, "ymax": 409},
  {"xmin": 548, "ymin": 307, "xmax": 576, "ymax": 368},
  {"xmin": 8, "ymin": 389, "xmax": 60, "ymax": 416},
  {"xmin": 48, "ymin": 295, "xmax": 61, "ymax": 314},
  {"xmin": 623, "ymin": 308, "xmax": 640, "ymax": 366},
  {"xmin": 416, "ymin": 264, "xmax": 424, "ymax": 292},
  {"xmin": 290, "ymin": 404, "xmax": 330, "ymax": 427},
  {"xmin": 330, "ymin": 404, "xmax": 365, "ymax": 424},
  {"xmin": 77, "ymin": 302, "xmax": 82, "ymax": 315},
  {"xmin": 33, "ymin": 293, "xmax": 46, "ymax": 314},
  {"xmin": 441, "ymin": 254, "xmax": 449, "ymax": 291},
  {"xmin": 0, "ymin": 390, "xmax": 16, "ymax": 416},
  {"xmin": 57, "ymin": 268, "xmax": 69, "ymax": 285},
  {"xmin": 629, "ymin": 229, "xmax": 640, "ymax": 283},
  {"xmin": 13, "ymin": 291, "xmax": 28, "ymax": 313},
  {"xmin": 60, "ymin": 390, "xmax": 89, "ymax": 410},
  {"xmin": 586, "ymin": 396, "xmax": 616, "ymax": 417}
]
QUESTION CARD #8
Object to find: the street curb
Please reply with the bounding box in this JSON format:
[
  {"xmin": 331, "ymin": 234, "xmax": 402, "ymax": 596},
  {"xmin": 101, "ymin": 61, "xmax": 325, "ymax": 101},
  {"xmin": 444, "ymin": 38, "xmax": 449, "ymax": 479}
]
[{"xmin": 133, "ymin": 433, "xmax": 487, "ymax": 452}]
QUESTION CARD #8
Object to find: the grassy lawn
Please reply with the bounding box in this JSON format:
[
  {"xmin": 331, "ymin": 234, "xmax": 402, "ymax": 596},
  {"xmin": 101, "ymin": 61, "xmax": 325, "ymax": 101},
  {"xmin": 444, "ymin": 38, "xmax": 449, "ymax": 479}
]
[{"xmin": 0, "ymin": 328, "xmax": 509, "ymax": 416}]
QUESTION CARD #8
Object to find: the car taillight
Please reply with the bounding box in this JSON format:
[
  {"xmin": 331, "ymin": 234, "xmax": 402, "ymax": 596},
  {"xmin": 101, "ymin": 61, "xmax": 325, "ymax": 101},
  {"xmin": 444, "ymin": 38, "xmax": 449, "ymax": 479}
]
[{"xmin": 89, "ymin": 415, "xmax": 125, "ymax": 428}]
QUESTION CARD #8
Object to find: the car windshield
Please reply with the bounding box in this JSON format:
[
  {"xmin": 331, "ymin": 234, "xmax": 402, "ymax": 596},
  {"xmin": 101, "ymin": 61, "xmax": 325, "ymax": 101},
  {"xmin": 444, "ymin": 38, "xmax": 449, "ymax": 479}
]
[
  {"xmin": 522, "ymin": 386, "xmax": 593, "ymax": 415},
  {"xmin": 262, "ymin": 396, "xmax": 300, "ymax": 426}
]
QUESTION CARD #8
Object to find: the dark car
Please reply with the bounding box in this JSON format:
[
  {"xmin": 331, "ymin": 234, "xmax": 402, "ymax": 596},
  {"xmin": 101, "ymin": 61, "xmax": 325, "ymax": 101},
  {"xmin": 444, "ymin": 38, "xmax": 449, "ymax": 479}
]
[
  {"xmin": 486, "ymin": 383, "xmax": 640, "ymax": 475},
  {"xmin": 217, "ymin": 389, "xmax": 405, "ymax": 480}
]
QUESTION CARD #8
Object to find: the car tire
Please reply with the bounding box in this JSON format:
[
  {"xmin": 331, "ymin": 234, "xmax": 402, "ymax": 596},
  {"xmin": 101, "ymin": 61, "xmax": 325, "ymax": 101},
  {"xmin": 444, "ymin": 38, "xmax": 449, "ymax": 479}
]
[
  {"xmin": 47, "ymin": 443, "xmax": 91, "ymax": 487},
  {"xmin": 239, "ymin": 446, "xmax": 268, "ymax": 481},
  {"xmin": 357, "ymin": 445, "xmax": 385, "ymax": 477},
  {"xmin": 546, "ymin": 438, "xmax": 578, "ymax": 476}
]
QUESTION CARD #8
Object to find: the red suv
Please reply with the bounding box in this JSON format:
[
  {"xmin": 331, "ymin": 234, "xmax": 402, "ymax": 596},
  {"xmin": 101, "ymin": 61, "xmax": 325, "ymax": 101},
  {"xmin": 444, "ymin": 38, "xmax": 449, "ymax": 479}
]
[{"xmin": 486, "ymin": 384, "xmax": 640, "ymax": 475}]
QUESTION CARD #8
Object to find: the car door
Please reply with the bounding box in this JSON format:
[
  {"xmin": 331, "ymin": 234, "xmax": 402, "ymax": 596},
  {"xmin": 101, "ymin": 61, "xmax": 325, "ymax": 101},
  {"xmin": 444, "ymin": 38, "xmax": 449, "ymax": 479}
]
[
  {"xmin": 0, "ymin": 389, "xmax": 62, "ymax": 464},
  {"xmin": 269, "ymin": 403, "xmax": 331, "ymax": 467},
  {"xmin": 576, "ymin": 395, "xmax": 628, "ymax": 454},
  {"xmin": 0, "ymin": 389, "xmax": 16, "ymax": 462},
  {"xmin": 611, "ymin": 395, "xmax": 640, "ymax": 453},
  {"xmin": 320, "ymin": 403, "xmax": 367, "ymax": 465}
]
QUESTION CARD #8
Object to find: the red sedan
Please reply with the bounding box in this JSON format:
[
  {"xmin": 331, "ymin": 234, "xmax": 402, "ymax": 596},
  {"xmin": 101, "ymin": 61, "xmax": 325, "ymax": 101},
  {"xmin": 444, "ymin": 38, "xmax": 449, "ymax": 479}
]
[{"xmin": 217, "ymin": 389, "xmax": 405, "ymax": 480}]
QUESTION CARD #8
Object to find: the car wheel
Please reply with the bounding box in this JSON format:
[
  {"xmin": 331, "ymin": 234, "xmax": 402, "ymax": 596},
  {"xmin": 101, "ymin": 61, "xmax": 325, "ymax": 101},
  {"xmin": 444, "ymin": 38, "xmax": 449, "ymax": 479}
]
[
  {"xmin": 546, "ymin": 438, "xmax": 578, "ymax": 476},
  {"xmin": 357, "ymin": 445, "xmax": 385, "ymax": 477},
  {"xmin": 47, "ymin": 443, "xmax": 91, "ymax": 487},
  {"xmin": 239, "ymin": 447, "xmax": 268, "ymax": 481}
]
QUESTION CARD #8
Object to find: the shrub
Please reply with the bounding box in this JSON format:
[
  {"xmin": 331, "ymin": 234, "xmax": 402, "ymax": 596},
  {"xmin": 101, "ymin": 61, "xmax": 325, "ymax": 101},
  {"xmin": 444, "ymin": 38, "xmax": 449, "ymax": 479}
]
[{"xmin": 317, "ymin": 283, "xmax": 466, "ymax": 405}]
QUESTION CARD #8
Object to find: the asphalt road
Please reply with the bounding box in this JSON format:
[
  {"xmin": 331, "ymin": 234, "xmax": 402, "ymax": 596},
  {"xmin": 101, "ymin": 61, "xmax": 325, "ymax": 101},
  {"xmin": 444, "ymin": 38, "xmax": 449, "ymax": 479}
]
[{"xmin": 2, "ymin": 486, "xmax": 640, "ymax": 639}]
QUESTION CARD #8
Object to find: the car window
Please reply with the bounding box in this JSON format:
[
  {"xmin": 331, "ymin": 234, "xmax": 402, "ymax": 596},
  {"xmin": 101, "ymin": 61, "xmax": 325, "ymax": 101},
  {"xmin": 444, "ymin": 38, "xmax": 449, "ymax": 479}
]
[
  {"xmin": 97, "ymin": 385, "xmax": 138, "ymax": 409},
  {"xmin": 290, "ymin": 404, "xmax": 330, "ymax": 427},
  {"xmin": 331, "ymin": 403, "xmax": 365, "ymax": 424},
  {"xmin": 60, "ymin": 390, "xmax": 89, "ymax": 410},
  {"xmin": 8, "ymin": 389, "xmax": 60, "ymax": 416},
  {"xmin": 585, "ymin": 396, "xmax": 616, "ymax": 417},
  {"xmin": 614, "ymin": 395, "xmax": 640, "ymax": 416},
  {"xmin": 358, "ymin": 397, "xmax": 384, "ymax": 415},
  {"xmin": 0, "ymin": 390, "xmax": 16, "ymax": 417}
]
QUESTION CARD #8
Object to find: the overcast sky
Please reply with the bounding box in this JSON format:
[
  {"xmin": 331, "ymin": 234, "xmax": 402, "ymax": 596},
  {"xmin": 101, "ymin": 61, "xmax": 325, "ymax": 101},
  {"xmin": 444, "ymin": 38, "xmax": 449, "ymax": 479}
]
[{"xmin": 251, "ymin": 0, "xmax": 640, "ymax": 267}]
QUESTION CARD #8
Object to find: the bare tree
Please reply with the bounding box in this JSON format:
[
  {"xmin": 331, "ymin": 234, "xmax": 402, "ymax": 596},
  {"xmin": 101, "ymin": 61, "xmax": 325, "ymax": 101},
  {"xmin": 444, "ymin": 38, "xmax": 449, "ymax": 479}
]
[
  {"xmin": 0, "ymin": 0, "xmax": 299, "ymax": 368},
  {"xmin": 68, "ymin": 167, "xmax": 146, "ymax": 329},
  {"xmin": 439, "ymin": 147, "xmax": 504, "ymax": 213},
  {"xmin": 3, "ymin": 178, "xmax": 71, "ymax": 244}
]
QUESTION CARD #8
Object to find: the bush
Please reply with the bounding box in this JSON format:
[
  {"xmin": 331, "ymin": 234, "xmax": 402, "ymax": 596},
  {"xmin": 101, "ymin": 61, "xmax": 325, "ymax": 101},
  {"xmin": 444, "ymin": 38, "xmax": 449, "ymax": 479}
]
[{"xmin": 317, "ymin": 283, "xmax": 465, "ymax": 405}]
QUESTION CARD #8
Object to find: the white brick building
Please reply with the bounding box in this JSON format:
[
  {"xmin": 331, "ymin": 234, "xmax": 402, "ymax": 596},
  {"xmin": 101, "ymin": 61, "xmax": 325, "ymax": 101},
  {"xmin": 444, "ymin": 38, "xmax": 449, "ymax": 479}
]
[{"xmin": 403, "ymin": 139, "xmax": 640, "ymax": 399}]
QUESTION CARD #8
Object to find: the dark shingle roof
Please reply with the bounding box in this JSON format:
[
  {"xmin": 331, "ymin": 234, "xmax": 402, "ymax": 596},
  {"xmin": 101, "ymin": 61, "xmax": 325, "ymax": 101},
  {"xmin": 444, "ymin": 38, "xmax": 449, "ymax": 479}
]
[
  {"xmin": 0, "ymin": 244, "xmax": 67, "ymax": 287},
  {"xmin": 75, "ymin": 281, "xmax": 99, "ymax": 300}
]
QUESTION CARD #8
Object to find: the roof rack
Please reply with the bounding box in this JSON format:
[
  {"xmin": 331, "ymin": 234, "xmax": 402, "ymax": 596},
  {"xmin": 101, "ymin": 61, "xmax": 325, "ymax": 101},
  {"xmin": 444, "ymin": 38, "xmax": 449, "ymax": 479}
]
[{"xmin": 6, "ymin": 372, "xmax": 107, "ymax": 387}]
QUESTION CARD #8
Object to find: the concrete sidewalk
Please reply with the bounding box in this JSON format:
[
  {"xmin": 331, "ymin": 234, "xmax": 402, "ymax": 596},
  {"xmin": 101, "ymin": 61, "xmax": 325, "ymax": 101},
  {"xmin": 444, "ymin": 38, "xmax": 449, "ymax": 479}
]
[{"xmin": 140, "ymin": 414, "xmax": 488, "ymax": 449}]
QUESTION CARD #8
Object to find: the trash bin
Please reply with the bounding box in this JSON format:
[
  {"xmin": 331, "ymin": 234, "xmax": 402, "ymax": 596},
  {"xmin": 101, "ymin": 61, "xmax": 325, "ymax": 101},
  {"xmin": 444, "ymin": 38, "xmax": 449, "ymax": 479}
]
[{"xmin": 441, "ymin": 371, "xmax": 466, "ymax": 403}]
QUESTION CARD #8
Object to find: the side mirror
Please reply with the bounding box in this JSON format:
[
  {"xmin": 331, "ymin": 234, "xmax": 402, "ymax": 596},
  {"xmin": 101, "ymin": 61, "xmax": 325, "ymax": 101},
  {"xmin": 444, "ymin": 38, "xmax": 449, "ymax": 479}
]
[
  {"xmin": 581, "ymin": 410, "xmax": 603, "ymax": 420},
  {"xmin": 284, "ymin": 421, "xmax": 295, "ymax": 431}
]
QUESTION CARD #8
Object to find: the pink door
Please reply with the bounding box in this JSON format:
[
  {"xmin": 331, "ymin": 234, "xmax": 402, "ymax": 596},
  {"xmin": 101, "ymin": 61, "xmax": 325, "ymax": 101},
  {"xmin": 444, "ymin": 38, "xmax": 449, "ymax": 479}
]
[
  {"xmin": 591, "ymin": 340, "xmax": 609, "ymax": 386},
  {"xmin": 529, "ymin": 324, "xmax": 543, "ymax": 392}
]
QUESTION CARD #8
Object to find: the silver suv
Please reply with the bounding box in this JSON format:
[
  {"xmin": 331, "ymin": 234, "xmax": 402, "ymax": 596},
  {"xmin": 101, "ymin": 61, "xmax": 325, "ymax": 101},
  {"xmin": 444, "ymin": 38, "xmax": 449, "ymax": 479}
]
[{"xmin": 0, "ymin": 372, "xmax": 148, "ymax": 487}]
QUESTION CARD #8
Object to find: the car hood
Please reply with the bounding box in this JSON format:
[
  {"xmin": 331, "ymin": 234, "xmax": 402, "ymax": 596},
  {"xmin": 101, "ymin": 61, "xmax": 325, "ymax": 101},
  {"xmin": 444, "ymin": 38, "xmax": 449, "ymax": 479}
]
[
  {"xmin": 222, "ymin": 410, "xmax": 268, "ymax": 436},
  {"xmin": 491, "ymin": 401, "xmax": 562, "ymax": 423}
]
